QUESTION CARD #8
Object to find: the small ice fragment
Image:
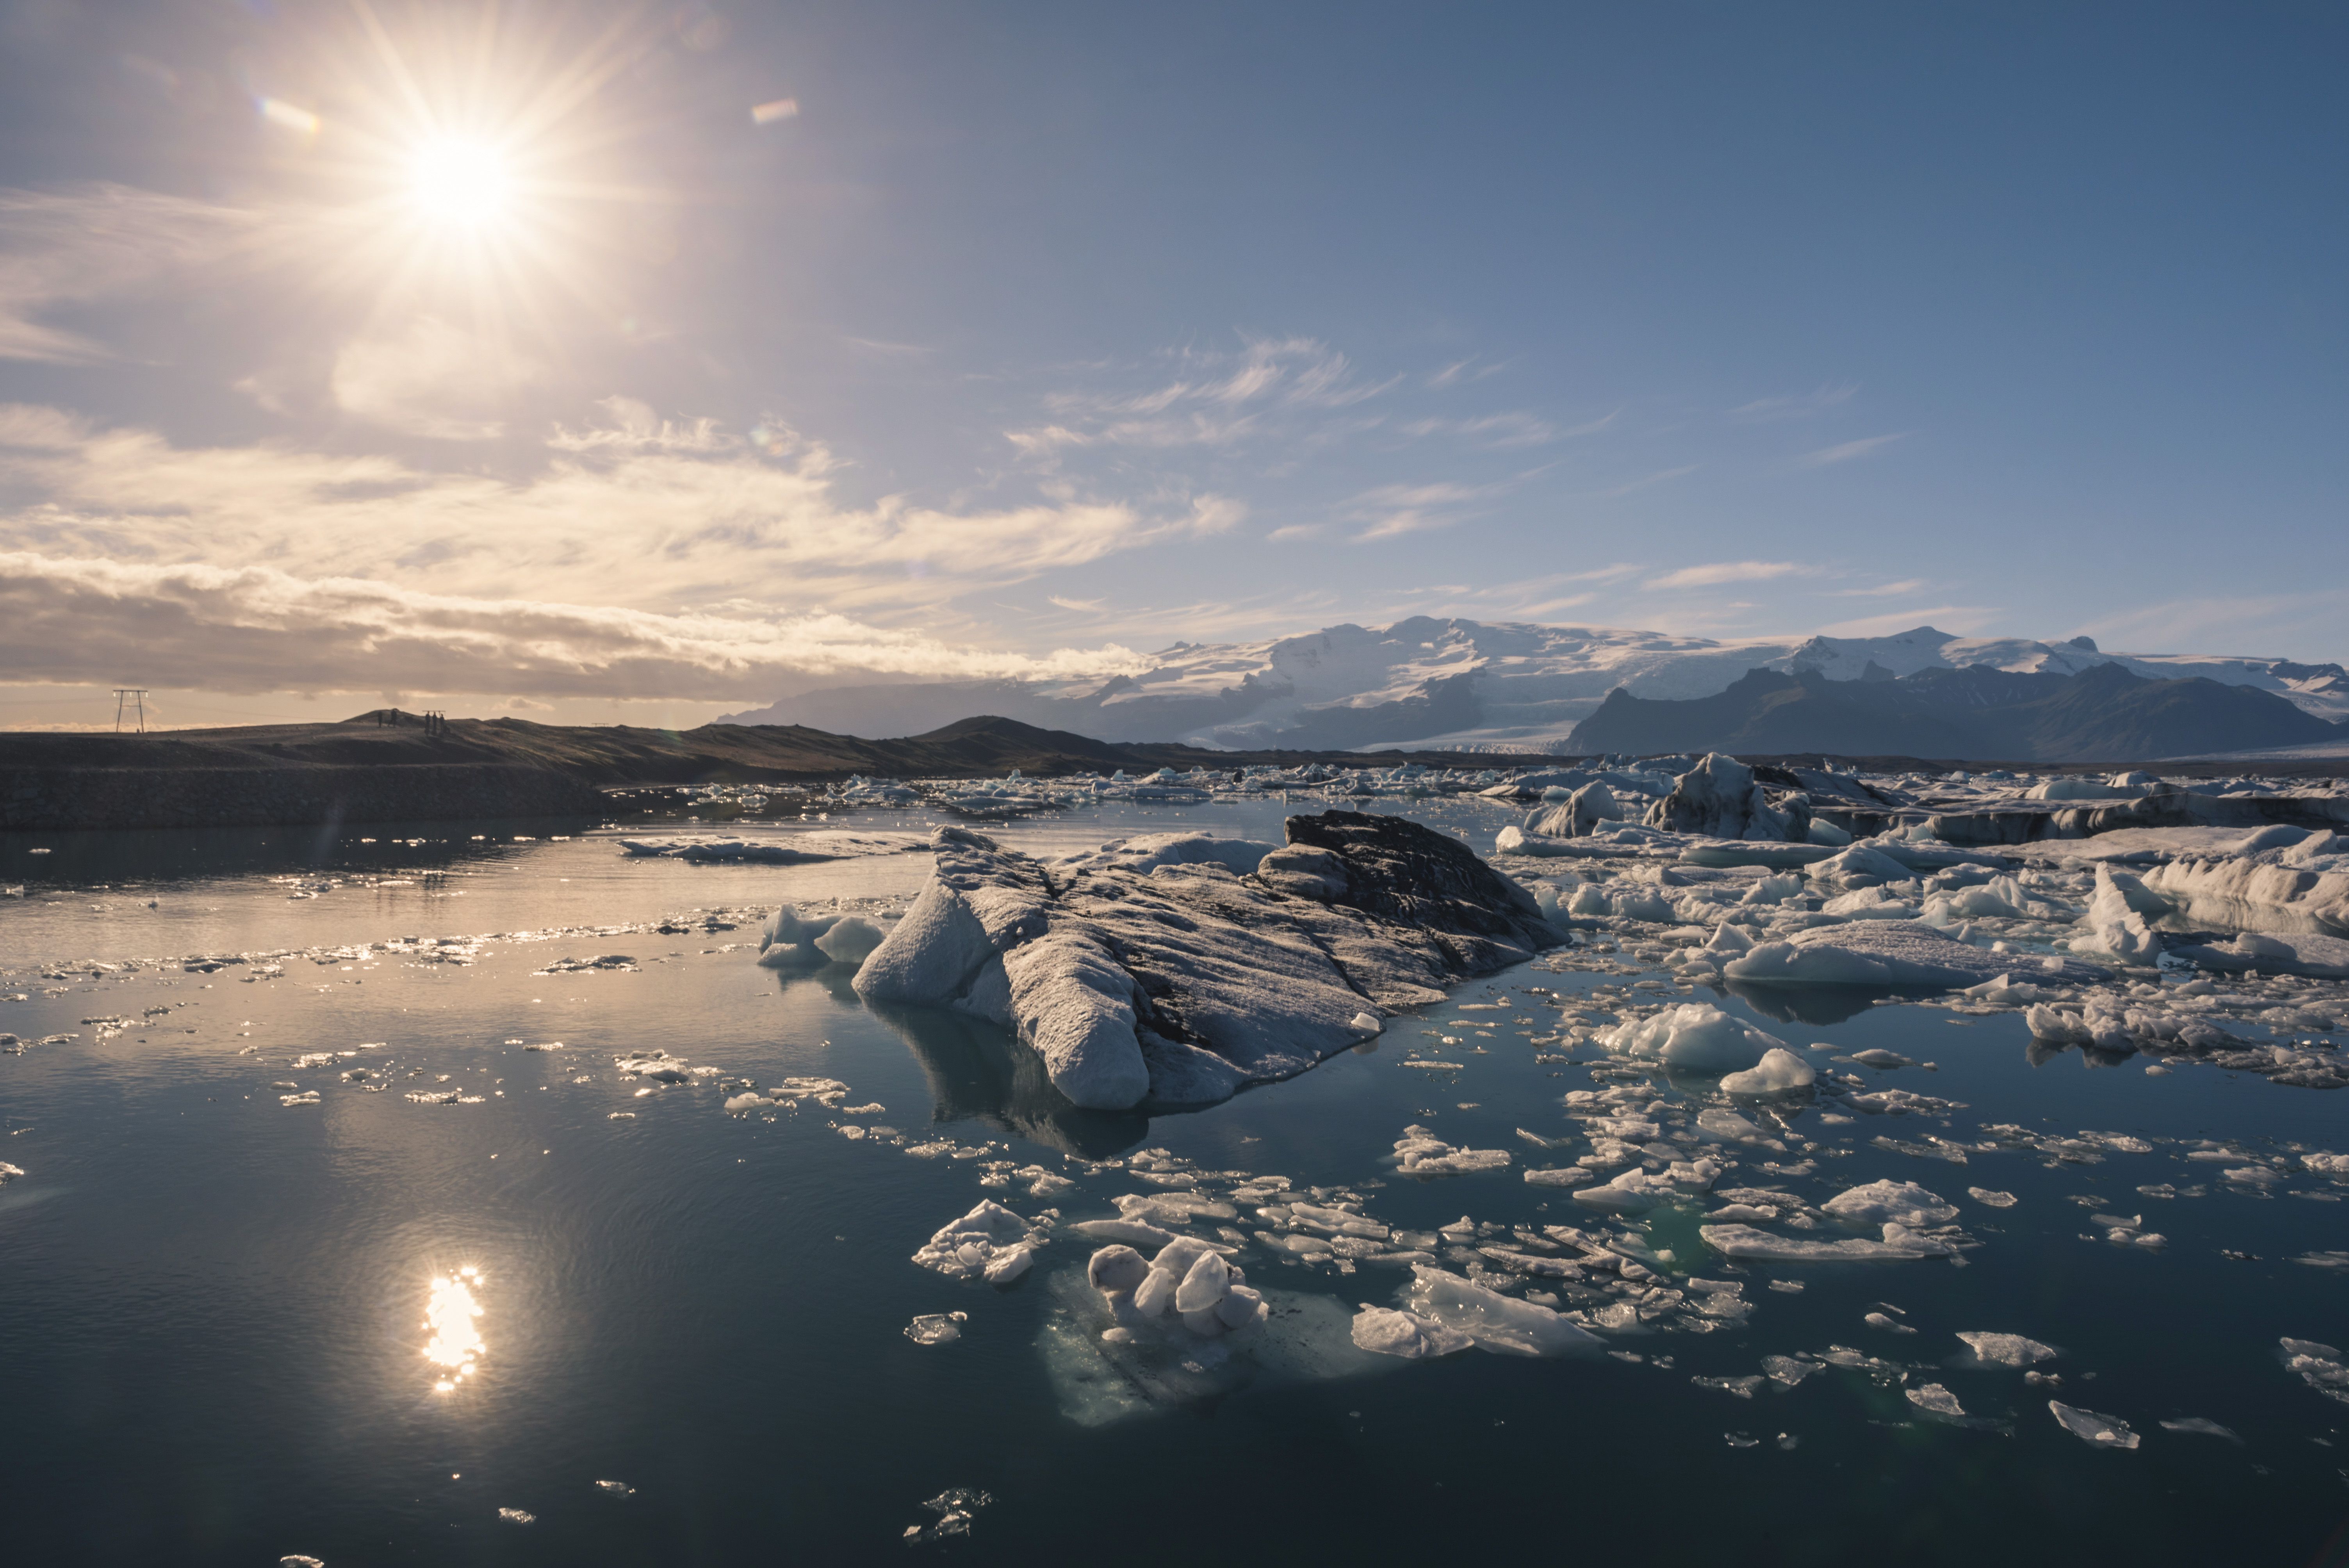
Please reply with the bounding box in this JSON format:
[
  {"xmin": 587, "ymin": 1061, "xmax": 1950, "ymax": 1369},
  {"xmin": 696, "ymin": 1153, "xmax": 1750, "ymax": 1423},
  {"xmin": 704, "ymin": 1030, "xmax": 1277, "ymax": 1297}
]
[
  {"xmin": 1967, "ymin": 1188, "xmax": 2018, "ymax": 1208},
  {"xmin": 1852, "ymin": 1049, "xmax": 1916, "ymax": 1069},
  {"xmin": 1351, "ymin": 1012, "xmax": 1383, "ymax": 1034},
  {"xmin": 904, "ymin": 1488, "xmax": 992, "ymax": 1544},
  {"xmin": 1719, "ymin": 1048, "xmax": 1815, "ymax": 1096},
  {"xmin": 280, "ymin": 1558, "xmax": 326, "ymax": 1567},
  {"xmin": 1215, "ymin": 1285, "xmax": 1268, "ymax": 1331},
  {"xmin": 595, "ymin": 1479, "xmax": 636, "ymax": 1495},
  {"xmin": 497, "ymin": 1507, "xmax": 536, "ymax": 1524},
  {"xmin": 813, "ymin": 916, "xmax": 884, "ymax": 965},
  {"xmin": 1864, "ymin": 1312, "xmax": 1918, "ymax": 1335},
  {"xmin": 1907, "ymin": 1383, "xmax": 1965, "ymax": 1417},
  {"xmin": 1958, "ymin": 1332, "xmax": 2060, "ymax": 1368},
  {"xmin": 904, "ymin": 1313, "xmax": 966, "ymax": 1345},
  {"xmin": 2158, "ymin": 1417, "xmax": 2241, "ymax": 1443},
  {"xmin": 983, "ymin": 1244, "xmax": 1034, "ymax": 1285},
  {"xmin": 1724, "ymin": 1432, "xmax": 1759, "ymax": 1448},
  {"xmin": 1761, "ymin": 1355, "xmax": 1817, "ymax": 1388},
  {"xmin": 279, "ymin": 1091, "xmax": 321, "ymax": 1107},
  {"xmin": 1174, "ymin": 1251, "xmax": 1231, "ymax": 1312},
  {"xmin": 2048, "ymin": 1401, "xmax": 2139, "ymax": 1448},
  {"xmin": 1693, "ymin": 1375, "xmax": 1766, "ymax": 1398},
  {"xmin": 1132, "ymin": 1267, "xmax": 1179, "ymax": 1317}
]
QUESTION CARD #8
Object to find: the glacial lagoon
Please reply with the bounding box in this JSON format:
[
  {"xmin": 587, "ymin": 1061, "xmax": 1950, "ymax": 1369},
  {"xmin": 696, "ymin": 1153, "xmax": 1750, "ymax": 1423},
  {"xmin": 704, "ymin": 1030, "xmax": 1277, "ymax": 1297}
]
[{"xmin": 2, "ymin": 796, "xmax": 2344, "ymax": 1565}]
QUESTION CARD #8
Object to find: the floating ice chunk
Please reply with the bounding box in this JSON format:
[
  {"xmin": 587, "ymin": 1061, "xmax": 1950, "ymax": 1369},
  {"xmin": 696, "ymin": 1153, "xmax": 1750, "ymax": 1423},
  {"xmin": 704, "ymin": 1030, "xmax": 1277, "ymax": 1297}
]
[
  {"xmin": 983, "ymin": 1244, "xmax": 1035, "ymax": 1285},
  {"xmin": 1851, "ymin": 1049, "xmax": 1915, "ymax": 1069},
  {"xmin": 1822, "ymin": 1180, "xmax": 1959, "ymax": 1228},
  {"xmin": 1131, "ymin": 1267, "xmax": 1179, "ymax": 1318},
  {"xmin": 2159, "ymin": 1417, "xmax": 2242, "ymax": 1442},
  {"xmin": 1352, "ymin": 1304, "xmax": 1473, "ymax": 1358},
  {"xmin": 1728, "ymin": 921, "xmax": 2106, "ymax": 990},
  {"xmin": 1174, "ymin": 1251, "xmax": 1232, "ymax": 1312},
  {"xmin": 903, "ymin": 1488, "xmax": 993, "ymax": 1545},
  {"xmin": 2303, "ymin": 1152, "xmax": 2349, "ymax": 1175},
  {"xmin": 2048, "ymin": 1401, "xmax": 2140, "ymax": 1448},
  {"xmin": 0, "ymin": 1162, "xmax": 22, "ymax": 1186},
  {"xmin": 1215, "ymin": 1285, "xmax": 1268, "ymax": 1330},
  {"xmin": 1065, "ymin": 1218, "xmax": 1176, "ymax": 1248},
  {"xmin": 2072, "ymin": 866, "xmax": 2165, "ymax": 965},
  {"xmin": 2282, "ymin": 1338, "xmax": 2349, "ymax": 1404},
  {"xmin": 905, "ymin": 1312, "xmax": 968, "ymax": 1345},
  {"xmin": 2173, "ymin": 929, "xmax": 2349, "ymax": 980},
  {"xmin": 1865, "ymin": 1311, "xmax": 1918, "ymax": 1335},
  {"xmin": 813, "ymin": 916, "xmax": 885, "ymax": 965},
  {"xmin": 1350, "ymin": 1011, "xmax": 1384, "ymax": 1035},
  {"xmin": 280, "ymin": 1557, "xmax": 325, "ymax": 1567},
  {"xmin": 1596, "ymin": 1003, "xmax": 1782, "ymax": 1073},
  {"xmin": 911, "ymin": 1201, "xmax": 1037, "ymax": 1280},
  {"xmin": 1719, "ymin": 1048, "xmax": 1815, "ymax": 1096},
  {"xmin": 594, "ymin": 1479, "xmax": 636, "ymax": 1496},
  {"xmin": 1572, "ymin": 1167, "xmax": 1682, "ymax": 1214},
  {"xmin": 1761, "ymin": 1354, "xmax": 1818, "ymax": 1388},
  {"xmin": 721, "ymin": 1091, "xmax": 767, "ymax": 1114},
  {"xmin": 1701, "ymin": 1224, "xmax": 1953, "ymax": 1261},
  {"xmin": 1906, "ymin": 1383, "xmax": 1965, "ymax": 1417},
  {"xmin": 497, "ymin": 1507, "xmax": 536, "ymax": 1524},
  {"xmin": 1392, "ymin": 1126, "xmax": 1513, "ymax": 1176},
  {"xmin": 278, "ymin": 1090, "xmax": 321, "ymax": 1106},
  {"xmin": 1693, "ymin": 1374, "xmax": 1766, "ymax": 1398},
  {"xmin": 1957, "ymin": 1331, "xmax": 2059, "ymax": 1368},
  {"xmin": 1400, "ymin": 1265, "xmax": 1600, "ymax": 1356},
  {"xmin": 1087, "ymin": 1245, "xmax": 1150, "ymax": 1295}
]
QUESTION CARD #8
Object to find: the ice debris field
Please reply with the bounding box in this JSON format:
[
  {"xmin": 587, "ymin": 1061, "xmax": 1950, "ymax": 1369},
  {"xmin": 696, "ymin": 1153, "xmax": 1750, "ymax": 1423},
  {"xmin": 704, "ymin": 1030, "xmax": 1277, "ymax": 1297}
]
[{"xmin": 4, "ymin": 752, "xmax": 2348, "ymax": 1559}]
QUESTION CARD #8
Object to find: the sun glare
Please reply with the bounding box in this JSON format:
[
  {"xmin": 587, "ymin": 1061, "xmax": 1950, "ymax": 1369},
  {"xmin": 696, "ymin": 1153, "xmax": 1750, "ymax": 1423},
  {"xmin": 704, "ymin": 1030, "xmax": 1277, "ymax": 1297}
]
[{"xmin": 408, "ymin": 136, "xmax": 516, "ymax": 228}]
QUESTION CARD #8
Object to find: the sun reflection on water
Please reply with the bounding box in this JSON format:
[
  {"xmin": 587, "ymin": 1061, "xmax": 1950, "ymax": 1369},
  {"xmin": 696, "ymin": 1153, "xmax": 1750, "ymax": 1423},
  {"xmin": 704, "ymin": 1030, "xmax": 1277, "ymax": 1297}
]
[{"xmin": 423, "ymin": 1265, "xmax": 485, "ymax": 1393}]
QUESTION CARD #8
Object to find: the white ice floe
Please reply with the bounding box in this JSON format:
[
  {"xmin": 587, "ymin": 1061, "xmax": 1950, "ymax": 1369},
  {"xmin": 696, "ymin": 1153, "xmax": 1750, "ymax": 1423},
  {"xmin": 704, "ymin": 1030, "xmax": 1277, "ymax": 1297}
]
[
  {"xmin": 622, "ymin": 832, "xmax": 922, "ymax": 863},
  {"xmin": 1391, "ymin": 1126, "xmax": 1513, "ymax": 1176},
  {"xmin": 1595, "ymin": 1002, "xmax": 1783, "ymax": 1073},
  {"xmin": 911, "ymin": 1201, "xmax": 1045, "ymax": 1282},
  {"xmin": 2281, "ymin": 1338, "xmax": 2349, "ymax": 1405},
  {"xmin": 1351, "ymin": 1304, "xmax": 1474, "ymax": 1358},
  {"xmin": 2048, "ymin": 1401, "xmax": 2140, "ymax": 1448},
  {"xmin": 1906, "ymin": 1383, "xmax": 1965, "ymax": 1417},
  {"xmin": 1643, "ymin": 754, "xmax": 1810, "ymax": 842},
  {"xmin": 1397, "ymin": 1265, "xmax": 1601, "ymax": 1356},
  {"xmin": 1957, "ymin": 1331, "xmax": 2058, "ymax": 1368},
  {"xmin": 2172, "ymin": 929, "xmax": 2349, "ymax": 979},
  {"xmin": 1822, "ymin": 1180, "xmax": 1960, "ymax": 1228},
  {"xmin": 1700, "ymin": 1224, "xmax": 1955, "ymax": 1261},
  {"xmin": 2142, "ymin": 850, "xmax": 2349, "ymax": 937},
  {"xmin": 1726, "ymin": 921, "xmax": 2106, "ymax": 990},
  {"xmin": 1719, "ymin": 1047, "xmax": 1816, "ymax": 1096},
  {"xmin": 2158, "ymin": 1417, "xmax": 2242, "ymax": 1441},
  {"xmin": 1966, "ymin": 1188, "xmax": 2019, "ymax": 1208},
  {"xmin": 905, "ymin": 1311, "xmax": 969, "ymax": 1345},
  {"xmin": 1051, "ymin": 832, "xmax": 1280, "ymax": 877}
]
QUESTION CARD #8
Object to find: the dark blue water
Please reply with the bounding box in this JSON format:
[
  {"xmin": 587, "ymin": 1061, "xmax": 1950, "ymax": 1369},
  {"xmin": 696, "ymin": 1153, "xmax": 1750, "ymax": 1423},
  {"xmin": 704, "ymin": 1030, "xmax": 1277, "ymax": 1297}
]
[{"xmin": 2, "ymin": 808, "xmax": 2345, "ymax": 1566}]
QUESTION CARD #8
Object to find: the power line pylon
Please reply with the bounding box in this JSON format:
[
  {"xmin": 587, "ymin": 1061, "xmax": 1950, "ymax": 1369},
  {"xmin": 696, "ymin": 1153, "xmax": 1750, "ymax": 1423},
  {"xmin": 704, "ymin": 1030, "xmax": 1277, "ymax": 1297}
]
[{"xmin": 114, "ymin": 689, "xmax": 148, "ymax": 733}]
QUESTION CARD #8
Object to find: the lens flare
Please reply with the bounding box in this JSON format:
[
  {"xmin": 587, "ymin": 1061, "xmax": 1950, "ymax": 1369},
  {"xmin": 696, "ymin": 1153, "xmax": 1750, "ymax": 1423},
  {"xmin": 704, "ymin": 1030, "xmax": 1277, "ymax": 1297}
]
[{"xmin": 408, "ymin": 137, "xmax": 515, "ymax": 227}]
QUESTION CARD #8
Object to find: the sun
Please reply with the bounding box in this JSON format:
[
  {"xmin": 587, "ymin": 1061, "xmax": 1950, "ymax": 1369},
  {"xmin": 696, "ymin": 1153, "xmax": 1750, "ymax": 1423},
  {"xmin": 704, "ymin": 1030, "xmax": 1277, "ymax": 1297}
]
[{"xmin": 406, "ymin": 135, "xmax": 517, "ymax": 229}]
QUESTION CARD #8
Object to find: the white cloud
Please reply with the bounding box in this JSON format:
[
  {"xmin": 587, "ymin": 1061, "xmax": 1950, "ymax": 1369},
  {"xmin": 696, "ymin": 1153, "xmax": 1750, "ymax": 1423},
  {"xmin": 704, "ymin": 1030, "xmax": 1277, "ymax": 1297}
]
[
  {"xmin": 0, "ymin": 551, "xmax": 1153, "ymax": 700},
  {"xmin": 1796, "ymin": 432, "xmax": 1910, "ymax": 467},
  {"xmin": 1344, "ymin": 479, "xmax": 1509, "ymax": 543},
  {"xmin": 0, "ymin": 400, "xmax": 1233, "ymax": 615},
  {"xmin": 331, "ymin": 317, "xmax": 542, "ymax": 440},
  {"xmin": 1645, "ymin": 559, "xmax": 1814, "ymax": 590}
]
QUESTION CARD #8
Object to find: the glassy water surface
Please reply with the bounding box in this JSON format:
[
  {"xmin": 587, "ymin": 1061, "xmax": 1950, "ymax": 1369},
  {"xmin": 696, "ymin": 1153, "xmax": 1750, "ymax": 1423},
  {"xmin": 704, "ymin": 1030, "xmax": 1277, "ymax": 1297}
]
[{"xmin": 2, "ymin": 802, "xmax": 2344, "ymax": 1566}]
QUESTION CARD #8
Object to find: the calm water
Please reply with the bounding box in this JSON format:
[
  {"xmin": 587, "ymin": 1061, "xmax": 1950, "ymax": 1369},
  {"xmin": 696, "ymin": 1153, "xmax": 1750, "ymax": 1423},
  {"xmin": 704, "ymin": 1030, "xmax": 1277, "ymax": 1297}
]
[{"xmin": 2, "ymin": 803, "xmax": 2345, "ymax": 1566}]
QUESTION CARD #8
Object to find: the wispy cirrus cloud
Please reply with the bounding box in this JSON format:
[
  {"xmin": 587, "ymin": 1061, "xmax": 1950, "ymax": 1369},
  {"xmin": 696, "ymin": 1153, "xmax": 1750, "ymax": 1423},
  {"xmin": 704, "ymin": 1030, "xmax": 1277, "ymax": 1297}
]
[
  {"xmin": 0, "ymin": 183, "xmax": 261, "ymax": 363},
  {"xmin": 1397, "ymin": 408, "xmax": 1615, "ymax": 449},
  {"xmin": 1814, "ymin": 604, "xmax": 2000, "ymax": 638},
  {"xmin": 1344, "ymin": 479, "xmax": 1513, "ymax": 542},
  {"xmin": 1797, "ymin": 431, "xmax": 1910, "ymax": 467},
  {"xmin": 1829, "ymin": 577, "xmax": 1932, "ymax": 597},
  {"xmin": 1731, "ymin": 383, "xmax": 1857, "ymax": 421},
  {"xmin": 1644, "ymin": 559, "xmax": 1816, "ymax": 590}
]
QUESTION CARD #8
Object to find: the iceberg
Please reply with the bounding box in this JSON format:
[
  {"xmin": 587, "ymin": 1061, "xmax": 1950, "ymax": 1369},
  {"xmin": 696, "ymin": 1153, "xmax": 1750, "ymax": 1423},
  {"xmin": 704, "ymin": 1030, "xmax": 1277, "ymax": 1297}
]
[
  {"xmin": 1725, "ymin": 921, "xmax": 2108, "ymax": 989},
  {"xmin": 1594, "ymin": 1002, "xmax": 1785, "ymax": 1073},
  {"xmin": 853, "ymin": 814, "xmax": 1556, "ymax": 1110},
  {"xmin": 1398, "ymin": 1265, "xmax": 1600, "ymax": 1356},
  {"xmin": 1643, "ymin": 754, "xmax": 1811, "ymax": 842},
  {"xmin": 1821, "ymin": 1180, "xmax": 1959, "ymax": 1228}
]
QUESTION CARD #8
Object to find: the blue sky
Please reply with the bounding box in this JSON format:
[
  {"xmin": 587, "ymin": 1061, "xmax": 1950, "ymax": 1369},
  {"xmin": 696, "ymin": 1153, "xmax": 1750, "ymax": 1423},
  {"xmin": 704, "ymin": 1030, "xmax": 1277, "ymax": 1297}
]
[{"xmin": 0, "ymin": 0, "xmax": 2342, "ymax": 727}]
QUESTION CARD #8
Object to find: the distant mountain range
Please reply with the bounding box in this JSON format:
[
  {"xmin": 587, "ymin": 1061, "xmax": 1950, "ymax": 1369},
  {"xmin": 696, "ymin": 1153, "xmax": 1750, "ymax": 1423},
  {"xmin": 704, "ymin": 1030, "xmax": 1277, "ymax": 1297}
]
[
  {"xmin": 719, "ymin": 617, "xmax": 2349, "ymax": 754},
  {"xmin": 1568, "ymin": 663, "xmax": 2346, "ymax": 762}
]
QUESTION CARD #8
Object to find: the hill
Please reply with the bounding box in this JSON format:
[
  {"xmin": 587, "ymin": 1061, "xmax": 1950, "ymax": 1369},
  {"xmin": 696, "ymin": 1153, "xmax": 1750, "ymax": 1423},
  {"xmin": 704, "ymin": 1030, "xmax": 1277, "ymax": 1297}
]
[{"xmin": 1566, "ymin": 663, "xmax": 2345, "ymax": 762}]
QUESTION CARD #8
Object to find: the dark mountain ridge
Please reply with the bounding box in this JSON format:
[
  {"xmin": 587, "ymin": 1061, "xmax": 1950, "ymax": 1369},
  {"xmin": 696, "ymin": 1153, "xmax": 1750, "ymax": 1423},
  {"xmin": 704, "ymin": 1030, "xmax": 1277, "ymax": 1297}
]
[{"xmin": 1567, "ymin": 662, "xmax": 2343, "ymax": 762}]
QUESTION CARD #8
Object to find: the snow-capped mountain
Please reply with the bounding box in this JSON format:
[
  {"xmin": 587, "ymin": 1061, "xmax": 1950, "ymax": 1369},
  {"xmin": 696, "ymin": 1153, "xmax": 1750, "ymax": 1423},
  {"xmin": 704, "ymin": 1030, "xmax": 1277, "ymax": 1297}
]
[{"xmin": 717, "ymin": 618, "xmax": 2349, "ymax": 750}]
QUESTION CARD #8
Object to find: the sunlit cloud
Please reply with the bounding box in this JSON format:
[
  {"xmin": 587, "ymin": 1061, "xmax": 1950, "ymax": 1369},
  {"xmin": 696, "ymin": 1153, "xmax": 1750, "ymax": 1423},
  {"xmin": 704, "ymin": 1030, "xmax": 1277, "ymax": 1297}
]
[
  {"xmin": 1344, "ymin": 479, "xmax": 1510, "ymax": 542},
  {"xmin": 0, "ymin": 551, "xmax": 1154, "ymax": 700},
  {"xmin": 1645, "ymin": 559, "xmax": 1815, "ymax": 590},
  {"xmin": 1828, "ymin": 577, "xmax": 1932, "ymax": 597},
  {"xmin": 0, "ymin": 184, "xmax": 260, "ymax": 363}
]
